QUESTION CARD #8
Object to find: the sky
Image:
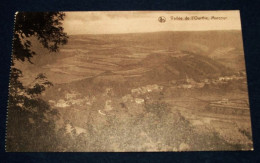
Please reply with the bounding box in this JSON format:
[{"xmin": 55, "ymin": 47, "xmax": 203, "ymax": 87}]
[{"xmin": 63, "ymin": 11, "xmax": 242, "ymax": 35}]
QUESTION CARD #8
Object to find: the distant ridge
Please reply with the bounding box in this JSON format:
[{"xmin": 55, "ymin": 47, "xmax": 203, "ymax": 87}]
[
  {"xmin": 69, "ymin": 30, "xmax": 242, "ymax": 36},
  {"xmin": 67, "ymin": 30, "xmax": 243, "ymax": 58}
]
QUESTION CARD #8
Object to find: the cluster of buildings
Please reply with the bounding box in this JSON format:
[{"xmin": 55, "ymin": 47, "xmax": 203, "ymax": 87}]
[
  {"xmin": 131, "ymin": 84, "xmax": 163, "ymax": 95},
  {"xmin": 48, "ymin": 91, "xmax": 95, "ymax": 108},
  {"xmin": 169, "ymin": 72, "xmax": 246, "ymax": 89}
]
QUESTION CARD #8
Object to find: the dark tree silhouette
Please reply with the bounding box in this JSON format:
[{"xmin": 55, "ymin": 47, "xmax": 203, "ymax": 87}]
[
  {"xmin": 13, "ymin": 12, "xmax": 68, "ymax": 63},
  {"xmin": 6, "ymin": 12, "xmax": 68, "ymax": 151}
]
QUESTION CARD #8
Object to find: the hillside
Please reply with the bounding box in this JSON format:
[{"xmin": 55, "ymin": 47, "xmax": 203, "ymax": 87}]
[
  {"xmin": 15, "ymin": 30, "xmax": 245, "ymax": 86},
  {"xmin": 141, "ymin": 50, "xmax": 232, "ymax": 82},
  {"xmin": 37, "ymin": 30, "xmax": 252, "ymax": 151}
]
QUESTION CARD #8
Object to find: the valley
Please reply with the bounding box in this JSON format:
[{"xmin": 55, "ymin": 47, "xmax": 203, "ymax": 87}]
[{"xmin": 18, "ymin": 31, "xmax": 252, "ymax": 151}]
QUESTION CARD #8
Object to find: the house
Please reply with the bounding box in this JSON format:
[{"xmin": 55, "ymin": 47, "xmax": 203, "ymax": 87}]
[
  {"xmin": 104, "ymin": 100, "xmax": 113, "ymax": 111},
  {"xmin": 131, "ymin": 84, "xmax": 163, "ymax": 95},
  {"xmin": 55, "ymin": 99, "xmax": 70, "ymax": 108},
  {"xmin": 122, "ymin": 94, "xmax": 134, "ymax": 102},
  {"xmin": 219, "ymin": 77, "xmax": 225, "ymax": 81},
  {"xmin": 135, "ymin": 98, "xmax": 144, "ymax": 104},
  {"xmin": 65, "ymin": 91, "xmax": 79, "ymax": 100},
  {"xmin": 131, "ymin": 88, "xmax": 140, "ymax": 95},
  {"xmin": 48, "ymin": 100, "xmax": 56, "ymax": 106}
]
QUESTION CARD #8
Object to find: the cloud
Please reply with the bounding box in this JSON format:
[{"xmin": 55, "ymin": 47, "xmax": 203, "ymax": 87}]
[
  {"xmin": 65, "ymin": 12, "xmax": 104, "ymax": 22},
  {"xmin": 65, "ymin": 11, "xmax": 152, "ymax": 22},
  {"xmin": 63, "ymin": 11, "xmax": 241, "ymax": 35}
]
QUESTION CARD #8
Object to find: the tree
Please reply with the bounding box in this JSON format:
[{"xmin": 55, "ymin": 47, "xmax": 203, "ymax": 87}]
[
  {"xmin": 13, "ymin": 12, "xmax": 68, "ymax": 63},
  {"xmin": 6, "ymin": 12, "xmax": 68, "ymax": 151}
]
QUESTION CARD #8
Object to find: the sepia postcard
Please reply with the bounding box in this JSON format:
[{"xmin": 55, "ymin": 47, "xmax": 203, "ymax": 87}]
[{"xmin": 6, "ymin": 11, "xmax": 253, "ymax": 152}]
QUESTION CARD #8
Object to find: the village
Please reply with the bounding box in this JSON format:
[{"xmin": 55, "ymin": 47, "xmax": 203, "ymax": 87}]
[
  {"xmin": 44, "ymin": 70, "xmax": 248, "ymax": 138},
  {"xmin": 168, "ymin": 70, "xmax": 246, "ymax": 89},
  {"xmin": 47, "ymin": 70, "xmax": 247, "ymax": 112}
]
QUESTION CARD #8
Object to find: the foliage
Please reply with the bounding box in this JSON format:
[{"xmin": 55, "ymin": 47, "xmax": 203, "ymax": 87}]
[
  {"xmin": 6, "ymin": 12, "xmax": 68, "ymax": 151},
  {"xmin": 13, "ymin": 12, "xmax": 68, "ymax": 63},
  {"xmin": 7, "ymin": 68, "xmax": 61, "ymax": 151},
  {"xmin": 144, "ymin": 101, "xmax": 170, "ymax": 118}
]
